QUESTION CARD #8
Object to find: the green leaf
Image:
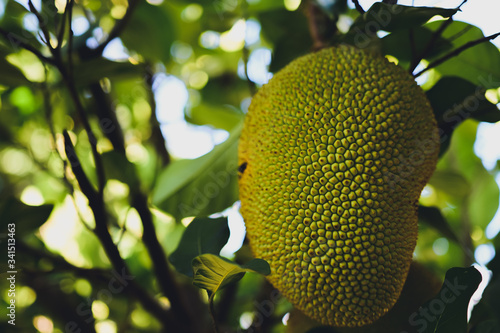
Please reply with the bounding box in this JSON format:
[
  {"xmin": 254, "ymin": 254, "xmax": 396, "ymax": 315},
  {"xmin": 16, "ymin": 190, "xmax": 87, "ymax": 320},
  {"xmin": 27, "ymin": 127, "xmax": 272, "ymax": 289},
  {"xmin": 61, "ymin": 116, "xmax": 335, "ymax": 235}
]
[
  {"xmin": 152, "ymin": 123, "xmax": 241, "ymax": 220},
  {"xmin": 198, "ymin": 74, "xmax": 250, "ymax": 108},
  {"xmin": 73, "ymin": 58, "xmax": 143, "ymax": 87},
  {"xmin": 0, "ymin": 198, "xmax": 53, "ymax": 239},
  {"xmin": 419, "ymin": 266, "xmax": 482, "ymax": 333},
  {"xmin": 169, "ymin": 217, "xmax": 230, "ymax": 277},
  {"xmin": 468, "ymin": 170, "xmax": 499, "ymax": 230},
  {"xmin": 343, "ymin": 3, "xmax": 456, "ymax": 48},
  {"xmin": 192, "ymin": 253, "xmax": 270, "ymax": 299},
  {"xmin": 425, "ymin": 21, "xmax": 500, "ymax": 89},
  {"xmin": 427, "ymin": 170, "xmax": 470, "ymax": 200},
  {"xmin": 441, "ymin": 120, "xmax": 481, "ymax": 182},
  {"xmin": 418, "ymin": 205, "xmax": 460, "ymax": 244},
  {"xmin": 381, "ymin": 26, "xmax": 453, "ymax": 68},
  {"xmin": 120, "ymin": 2, "xmax": 175, "ymax": 62},
  {"xmin": 186, "ymin": 103, "xmax": 244, "ymax": 132}
]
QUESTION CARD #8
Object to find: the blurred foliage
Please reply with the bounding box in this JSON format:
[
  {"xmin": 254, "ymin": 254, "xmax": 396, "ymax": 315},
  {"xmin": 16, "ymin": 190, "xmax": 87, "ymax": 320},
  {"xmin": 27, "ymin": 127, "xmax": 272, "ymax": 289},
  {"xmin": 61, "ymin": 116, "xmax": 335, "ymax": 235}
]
[{"xmin": 0, "ymin": 0, "xmax": 499, "ymax": 332}]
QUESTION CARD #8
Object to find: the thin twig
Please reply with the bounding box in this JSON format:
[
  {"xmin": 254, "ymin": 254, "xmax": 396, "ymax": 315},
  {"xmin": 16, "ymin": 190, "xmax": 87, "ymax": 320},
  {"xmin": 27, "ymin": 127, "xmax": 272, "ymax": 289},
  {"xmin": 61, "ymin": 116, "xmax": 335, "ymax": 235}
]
[
  {"xmin": 408, "ymin": 18, "xmax": 454, "ymax": 73},
  {"xmin": 144, "ymin": 64, "xmax": 171, "ymax": 166},
  {"xmin": 408, "ymin": 0, "xmax": 468, "ymax": 74},
  {"xmin": 0, "ymin": 27, "xmax": 55, "ymax": 65},
  {"xmin": 28, "ymin": 0, "xmax": 53, "ymax": 50},
  {"xmin": 414, "ymin": 31, "xmax": 500, "ymax": 78},
  {"xmin": 352, "ymin": 0, "xmax": 365, "ymax": 14},
  {"xmin": 56, "ymin": 0, "xmax": 71, "ymax": 51}
]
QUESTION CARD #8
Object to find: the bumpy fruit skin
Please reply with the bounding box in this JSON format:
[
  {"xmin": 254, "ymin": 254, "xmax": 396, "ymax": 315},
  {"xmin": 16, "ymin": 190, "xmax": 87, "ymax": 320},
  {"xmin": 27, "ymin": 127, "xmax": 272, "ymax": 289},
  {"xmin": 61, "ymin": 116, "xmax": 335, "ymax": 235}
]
[{"xmin": 238, "ymin": 45, "xmax": 439, "ymax": 327}]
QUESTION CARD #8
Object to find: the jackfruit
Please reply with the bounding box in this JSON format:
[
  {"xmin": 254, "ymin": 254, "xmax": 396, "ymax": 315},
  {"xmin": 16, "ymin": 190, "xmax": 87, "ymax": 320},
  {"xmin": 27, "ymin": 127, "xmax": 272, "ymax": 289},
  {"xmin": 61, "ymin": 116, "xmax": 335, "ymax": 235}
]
[{"xmin": 238, "ymin": 45, "xmax": 439, "ymax": 327}]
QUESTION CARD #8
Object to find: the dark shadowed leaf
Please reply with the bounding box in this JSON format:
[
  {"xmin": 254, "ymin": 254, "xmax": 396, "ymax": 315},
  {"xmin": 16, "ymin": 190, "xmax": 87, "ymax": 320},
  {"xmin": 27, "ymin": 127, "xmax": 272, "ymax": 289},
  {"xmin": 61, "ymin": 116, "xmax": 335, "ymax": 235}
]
[
  {"xmin": 152, "ymin": 123, "xmax": 241, "ymax": 220},
  {"xmin": 0, "ymin": 197, "xmax": 53, "ymax": 239},
  {"xmin": 345, "ymin": 3, "xmax": 456, "ymax": 43},
  {"xmin": 426, "ymin": 76, "xmax": 500, "ymax": 155},
  {"xmin": 169, "ymin": 217, "xmax": 230, "ymax": 277},
  {"xmin": 427, "ymin": 170, "xmax": 470, "ymax": 199},
  {"xmin": 420, "ymin": 266, "xmax": 482, "ymax": 333},
  {"xmin": 426, "ymin": 76, "xmax": 500, "ymax": 124},
  {"xmin": 418, "ymin": 205, "xmax": 460, "ymax": 244},
  {"xmin": 470, "ymin": 271, "xmax": 500, "ymax": 333},
  {"xmin": 472, "ymin": 320, "xmax": 500, "ymax": 333},
  {"xmin": 0, "ymin": 57, "xmax": 29, "ymax": 86},
  {"xmin": 192, "ymin": 254, "xmax": 270, "ymax": 299},
  {"xmin": 120, "ymin": 2, "xmax": 175, "ymax": 63},
  {"xmin": 381, "ymin": 26, "xmax": 453, "ymax": 69},
  {"xmin": 258, "ymin": 9, "xmax": 312, "ymax": 72}
]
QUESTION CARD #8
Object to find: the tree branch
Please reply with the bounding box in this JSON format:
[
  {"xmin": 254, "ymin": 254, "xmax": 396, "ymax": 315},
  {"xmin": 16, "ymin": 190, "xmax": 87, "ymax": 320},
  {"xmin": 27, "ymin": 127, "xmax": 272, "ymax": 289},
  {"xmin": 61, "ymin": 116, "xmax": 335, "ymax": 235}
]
[
  {"xmin": 351, "ymin": 0, "xmax": 365, "ymax": 14},
  {"xmin": 56, "ymin": 59, "xmax": 106, "ymax": 196},
  {"xmin": 63, "ymin": 130, "xmax": 97, "ymax": 199},
  {"xmin": 32, "ymin": 2, "xmax": 198, "ymax": 331},
  {"xmin": 131, "ymin": 193, "xmax": 194, "ymax": 326},
  {"xmin": 62, "ymin": 132, "xmax": 182, "ymax": 330},
  {"xmin": 88, "ymin": 83, "xmax": 126, "ymax": 154},
  {"xmin": 414, "ymin": 31, "xmax": 500, "ymax": 78}
]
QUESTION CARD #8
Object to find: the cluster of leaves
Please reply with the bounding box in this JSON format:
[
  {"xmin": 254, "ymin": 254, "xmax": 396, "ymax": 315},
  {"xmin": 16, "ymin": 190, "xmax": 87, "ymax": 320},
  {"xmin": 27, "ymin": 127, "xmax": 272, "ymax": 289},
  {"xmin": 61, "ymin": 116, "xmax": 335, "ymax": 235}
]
[{"xmin": 0, "ymin": 0, "xmax": 499, "ymax": 332}]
